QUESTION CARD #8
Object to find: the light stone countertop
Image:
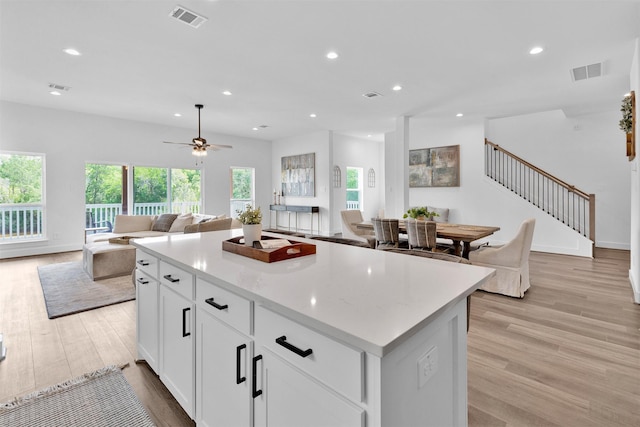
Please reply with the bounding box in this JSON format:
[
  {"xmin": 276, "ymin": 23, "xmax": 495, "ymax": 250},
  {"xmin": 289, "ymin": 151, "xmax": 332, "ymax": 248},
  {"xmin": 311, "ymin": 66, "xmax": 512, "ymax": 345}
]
[{"xmin": 133, "ymin": 229, "xmax": 495, "ymax": 357}]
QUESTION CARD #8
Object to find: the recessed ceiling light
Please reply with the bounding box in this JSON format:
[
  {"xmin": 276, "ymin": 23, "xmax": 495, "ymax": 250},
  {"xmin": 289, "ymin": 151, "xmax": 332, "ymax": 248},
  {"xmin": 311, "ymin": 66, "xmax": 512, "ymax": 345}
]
[
  {"xmin": 63, "ymin": 48, "xmax": 81, "ymax": 56},
  {"xmin": 456, "ymin": 113, "xmax": 464, "ymax": 117},
  {"xmin": 529, "ymin": 46, "xmax": 544, "ymax": 55},
  {"xmin": 252, "ymin": 127, "xmax": 259, "ymax": 131},
  {"xmin": 392, "ymin": 85, "xmax": 402, "ymax": 91},
  {"xmin": 174, "ymin": 113, "xmax": 182, "ymax": 117},
  {"xmin": 309, "ymin": 113, "xmax": 317, "ymax": 118},
  {"xmin": 222, "ymin": 90, "xmax": 232, "ymax": 96},
  {"xmin": 50, "ymin": 91, "xmax": 61, "ymax": 96},
  {"xmin": 367, "ymin": 134, "xmax": 372, "ymax": 138},
  {"xmin": 326, "ymin": 51, "xmax": 338, "ymax": 60}
]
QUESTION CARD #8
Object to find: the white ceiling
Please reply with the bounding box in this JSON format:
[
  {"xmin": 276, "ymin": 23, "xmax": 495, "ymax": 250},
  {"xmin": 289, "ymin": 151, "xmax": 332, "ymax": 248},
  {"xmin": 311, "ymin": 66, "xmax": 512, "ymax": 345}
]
[{"xmin": 1, "ymin": 1, "xmax": 639, "ymax": 143}]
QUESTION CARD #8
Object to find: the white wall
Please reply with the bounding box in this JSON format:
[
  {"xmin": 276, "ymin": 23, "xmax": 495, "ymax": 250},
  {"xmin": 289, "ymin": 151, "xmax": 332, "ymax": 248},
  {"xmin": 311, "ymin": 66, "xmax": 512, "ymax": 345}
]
[
  {"xmin": 271, "ymin": 131, "xmax": 331, "ymax": 234},
  {"xmin": 0, "ymin": 101, "xmax": 271, "ymax": 259},
  {"xmin": 630, "ymin": 38, "xmax": 640, "ymax": 304},
  {"xmin": 486, "ymin": 109, "xmax": 631, "ymax": 250},
  {"xmin": 331, "ymin": 133, "xmax": 384, "ymax": 234},
  {"xmin": 271, "ymin": 131, "xmax": 384, "ymax": 236},
  {"xmin": 392, "ymin": 117, "xmax": 594, "ymax": 257}
]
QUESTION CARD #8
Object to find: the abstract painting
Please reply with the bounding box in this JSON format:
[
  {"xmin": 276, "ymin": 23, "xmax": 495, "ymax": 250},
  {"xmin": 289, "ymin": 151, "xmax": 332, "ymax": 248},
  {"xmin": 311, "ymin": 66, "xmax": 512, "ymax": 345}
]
[
  {"xmin": 281, "ymin": 153, "xmax": 315, "ymax": 197},
  {"xmin": 409, "ymin": 145, "xmax": 460, "ymax": 187}
]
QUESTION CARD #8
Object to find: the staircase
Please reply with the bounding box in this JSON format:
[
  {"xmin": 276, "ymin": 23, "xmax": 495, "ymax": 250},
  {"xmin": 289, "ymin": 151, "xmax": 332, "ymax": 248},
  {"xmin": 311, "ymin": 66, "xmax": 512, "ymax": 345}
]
[{"xmin": 484, "ymin": 139, "xmax": 595, "ymax": 244}]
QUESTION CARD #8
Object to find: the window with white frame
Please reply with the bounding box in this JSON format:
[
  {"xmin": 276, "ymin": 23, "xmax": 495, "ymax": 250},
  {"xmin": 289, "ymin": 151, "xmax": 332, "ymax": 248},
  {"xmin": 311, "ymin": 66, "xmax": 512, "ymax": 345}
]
[
  {"xmin": 0, "ymin": 152, "xmax": 45, "ymax": 242},
  {"xmin": 346, "ymin": 166, "xmax": 363, "ymax": 211},
  {"xmin": 230, "ymin": 167, "xmax": 255, "ymax": 217}
]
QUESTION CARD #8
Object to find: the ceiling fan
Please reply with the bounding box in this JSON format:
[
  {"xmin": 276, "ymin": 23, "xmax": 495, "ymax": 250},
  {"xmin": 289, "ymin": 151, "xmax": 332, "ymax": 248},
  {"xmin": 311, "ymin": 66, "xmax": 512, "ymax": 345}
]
[{"xmin": 163, "ymin": 104, "xmax": 232, "ymax": 157}]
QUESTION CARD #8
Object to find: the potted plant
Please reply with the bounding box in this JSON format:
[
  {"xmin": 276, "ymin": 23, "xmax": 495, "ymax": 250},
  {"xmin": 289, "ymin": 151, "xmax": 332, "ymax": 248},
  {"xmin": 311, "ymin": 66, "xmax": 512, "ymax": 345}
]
[
  {"xmin": 402, "ymin": 207, "xmax": 439, "ymax": 221},
  {"xmin": 236, "ymin": 204, "xmax": 263, "ymax": 246}
]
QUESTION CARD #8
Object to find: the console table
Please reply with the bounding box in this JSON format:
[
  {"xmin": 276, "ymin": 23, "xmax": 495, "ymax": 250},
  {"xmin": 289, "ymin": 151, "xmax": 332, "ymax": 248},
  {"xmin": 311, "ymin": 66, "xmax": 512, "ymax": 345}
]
[{"xmin": 269, "ymin": 204, "xmax": 320, "ymax": 235}]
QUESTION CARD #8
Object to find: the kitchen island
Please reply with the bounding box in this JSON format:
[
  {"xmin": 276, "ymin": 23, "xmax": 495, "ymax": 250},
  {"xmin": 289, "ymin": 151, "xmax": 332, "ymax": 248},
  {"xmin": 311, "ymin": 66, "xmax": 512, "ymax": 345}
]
[{"xmin": 132, "ymin": 229, "xmax": 494, "ymax": 427}]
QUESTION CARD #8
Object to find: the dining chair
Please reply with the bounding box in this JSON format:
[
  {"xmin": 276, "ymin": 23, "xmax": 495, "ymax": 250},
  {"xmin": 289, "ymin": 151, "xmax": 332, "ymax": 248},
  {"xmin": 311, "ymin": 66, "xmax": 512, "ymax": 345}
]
[
  {"xmin": 372, "ymin": 218, "xmax": 408, "ymax": 250},
  {"xmin": 405, "ymin": 219, "xmax": 451, "ymax": 253},
  {"xmin": 469, "ymin": 218, "xmax": 536, "ymax": 298},
  {"xmin": 340, "ymin": 210, "xmax": 376, "ymax": 248}
]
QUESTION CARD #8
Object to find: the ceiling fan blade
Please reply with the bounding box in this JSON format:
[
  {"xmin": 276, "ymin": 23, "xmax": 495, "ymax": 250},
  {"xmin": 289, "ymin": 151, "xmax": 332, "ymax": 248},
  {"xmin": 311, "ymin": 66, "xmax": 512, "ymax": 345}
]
[
  {"xmin": 163, "ymin": 141, "xmax": 193, "ymax": 146},
  {"xmin": 206, "ymin": 144, "xmax": 233, "ymax": 149}
]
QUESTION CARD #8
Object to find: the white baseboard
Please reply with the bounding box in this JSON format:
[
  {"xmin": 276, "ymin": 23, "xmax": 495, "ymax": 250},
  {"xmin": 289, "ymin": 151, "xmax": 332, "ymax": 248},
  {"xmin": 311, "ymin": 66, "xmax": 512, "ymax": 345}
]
[{"xmin": 630, "ymin": 269, "xmax": 640, "ymax": 304}]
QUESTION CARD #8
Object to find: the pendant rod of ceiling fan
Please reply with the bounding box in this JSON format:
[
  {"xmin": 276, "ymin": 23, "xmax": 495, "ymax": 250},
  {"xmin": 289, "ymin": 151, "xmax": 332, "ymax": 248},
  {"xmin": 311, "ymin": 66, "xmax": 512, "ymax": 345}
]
[{"xmin": 195, "ymin": 104, "xmax": 204, "ymax": 138}]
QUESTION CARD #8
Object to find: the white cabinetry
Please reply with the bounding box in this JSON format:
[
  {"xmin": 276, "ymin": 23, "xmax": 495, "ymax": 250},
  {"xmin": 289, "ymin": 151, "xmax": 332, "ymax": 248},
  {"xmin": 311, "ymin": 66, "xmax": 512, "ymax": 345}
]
[
  {"xmin": 196, "ymin": 277, "xmax": 253, "ymax": 427},
  {"xmin": 135, "ymin": 250, "xmax": 159, "ymax": 373},
  {"xmin": 253, "ymin": 305, "xmax": 365, "ymax": 427},
  {"xmin": 158, "ymin": 261, "xmax": 195, "ymax": 419}
]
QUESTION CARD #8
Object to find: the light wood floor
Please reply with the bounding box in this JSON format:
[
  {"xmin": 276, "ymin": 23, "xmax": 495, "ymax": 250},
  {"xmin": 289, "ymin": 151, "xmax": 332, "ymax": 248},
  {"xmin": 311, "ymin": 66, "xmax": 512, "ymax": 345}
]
[{"xmin": 0, "ymin": 249, "xmax": 638, "ymax": 426}]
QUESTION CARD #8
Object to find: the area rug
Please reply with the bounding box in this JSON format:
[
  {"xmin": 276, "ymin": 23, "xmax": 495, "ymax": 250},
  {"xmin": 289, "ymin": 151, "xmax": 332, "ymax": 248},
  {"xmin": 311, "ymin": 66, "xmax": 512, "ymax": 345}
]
[
  {"xmin": 0, "ymin": 364, "xmax": 155, "ymax": 426},
  {"xmin": 37, "ymin": 261, "xmax": 135, "ymax": 319}
]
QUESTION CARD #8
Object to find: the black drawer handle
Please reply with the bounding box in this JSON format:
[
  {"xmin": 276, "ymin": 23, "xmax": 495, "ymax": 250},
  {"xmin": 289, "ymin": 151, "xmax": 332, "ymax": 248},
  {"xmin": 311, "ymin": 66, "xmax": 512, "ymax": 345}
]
[
  {"xmin": 163, "ymin": 274, "xmax": 180, "ymax": 283},
  {"xmin": 136, "ymin": 277, "xmax": 149, "ymax": 285},
  {"xmin": 275, "ymin": 335, "xmax": 313, "ymax": 358},
  {"xmin": 182, "ymin": 307, "xmax": 191, "ymax": 337},
  {"xmin": 252, "ymin": 355, "xmax": 263, "ymax": 398},
  {"xmin": 236, "ymin": 344, "xmax": 246, "ymax": 384},
  {"xmin": 205, "ymin": 297, "xmax": 228, "ymax": 311},
  {"xmin": 137, "ymin": 260, "xmax": 149, "ymax": 266}
]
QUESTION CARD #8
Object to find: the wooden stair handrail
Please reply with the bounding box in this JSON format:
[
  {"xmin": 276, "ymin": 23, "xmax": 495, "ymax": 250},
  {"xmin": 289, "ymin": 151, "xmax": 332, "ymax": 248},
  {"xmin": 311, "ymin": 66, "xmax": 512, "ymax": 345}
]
[
  {"xmin": 484, "ymin": 139, "xmax": 592, "ymax": 200},
  {"xmin": 485, "ymin": 138, "xmax": 595, "ymax": 246}
]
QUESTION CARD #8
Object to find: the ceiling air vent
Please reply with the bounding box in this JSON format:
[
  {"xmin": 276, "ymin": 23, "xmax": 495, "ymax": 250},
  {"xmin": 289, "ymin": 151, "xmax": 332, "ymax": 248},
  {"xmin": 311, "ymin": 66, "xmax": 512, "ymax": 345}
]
[
  {"xmin": 169, "ymin": 5, "xmax": 207, "ymax": 28},
  {"xmin": 48, "ymin": 83, "xmax": 70, "ymax": 91},
  {"xmin": 258, "ymin": 125, "xmax": 269, "ymax": 129},
  {"xmin": 571, "ymin": 62, "xmax": 602, "ymax": 82},
  {"xmin": 363, "ymin": 91, "xmax": 383, "ymax": 98}
]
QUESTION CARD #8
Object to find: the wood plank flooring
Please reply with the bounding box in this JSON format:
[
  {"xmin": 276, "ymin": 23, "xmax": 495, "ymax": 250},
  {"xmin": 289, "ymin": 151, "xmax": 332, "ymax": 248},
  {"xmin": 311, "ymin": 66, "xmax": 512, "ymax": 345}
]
[{"xmin": 0, "ymin": 248, "xmax": 638, "ymax": 426}]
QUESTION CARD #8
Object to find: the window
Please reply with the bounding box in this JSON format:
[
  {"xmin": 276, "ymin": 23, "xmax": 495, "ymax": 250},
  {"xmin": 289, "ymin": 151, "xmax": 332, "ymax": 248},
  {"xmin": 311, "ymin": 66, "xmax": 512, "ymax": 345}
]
[
  {"xmin": 133, "ymin": 166, "xmax": 202, "ymax": 215},
  {"xmin": 85, "ymin": 163, "xmax": 124, "ymax": 230},
  {"xmin": 0, "ymin": 152, "xmax": 45, "ymax": 241},
  {"xmin": 346, "ymin": 167, "xmax": 363, "ymax": 211},
  {"xmin": 230, "ymin": 167, "xmax": 255, "ymax": 217}
]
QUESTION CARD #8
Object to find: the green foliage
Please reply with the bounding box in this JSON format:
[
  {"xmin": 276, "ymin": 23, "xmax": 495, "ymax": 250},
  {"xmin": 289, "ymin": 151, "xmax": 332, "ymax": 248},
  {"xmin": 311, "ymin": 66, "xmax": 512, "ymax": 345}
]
[
  {"xmin": 232, "ymin": 168, "xmax": 253, "ymax": 199},
  {"xmin": 134, "ymin": 166, "xmax": 168, "ymax": 203},
  {"xmin": 402, "ymin": 207, "xmax": 439, "ymax": 219},
  {"xmin": 85, "ymin": 164, "xmax": 122, "ymax": 204},
  {"xmin": 619, "ymin": 94, "xmax": 633, "ymax": 133},
  {"xmin": 236, "ymin": 204, "xmax": 262, "ymax": 224},
  {"xmin": 346, "ymin": 168, "xmax": 359, "ymax": 189},
  {"xmin": 171, "ymin": 168, "xmax": 201, "ymax": 203},
  {"xmin": 0, "ymin": 154, "xmax": 42, "ymax": 203}
]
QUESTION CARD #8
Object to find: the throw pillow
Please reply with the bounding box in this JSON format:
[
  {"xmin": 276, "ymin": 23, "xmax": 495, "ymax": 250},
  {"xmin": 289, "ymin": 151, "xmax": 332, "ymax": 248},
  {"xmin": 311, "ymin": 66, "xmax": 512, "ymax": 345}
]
[
  {"xmin": 169, "ymin": 213, "xmax": 194, "ymax": 233},
  {"xmin": 151, "ymin": 213, "xmax": 178, "ymax": 232}
]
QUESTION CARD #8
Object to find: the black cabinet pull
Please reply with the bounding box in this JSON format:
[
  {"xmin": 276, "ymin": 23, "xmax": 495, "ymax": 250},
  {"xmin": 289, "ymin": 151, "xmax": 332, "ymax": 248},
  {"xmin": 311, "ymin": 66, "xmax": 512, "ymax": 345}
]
[
  {"xmin": 137, "ymin": 260, "xmax": 149, "ymax": 266},
  {"xmin": 275, "ymin": 335, "xmax": 313, "ymax": 358},
  {"xmin": 205, "ymin": 297, "xmax": 228, "ymax": 311},
  {"xmin": 136, "ymin": 277, "xmax": 149, "ymax": 285},
  {"xmin": 182, "ymin": 307, "xmax": 190, "ymax": 337},
  {"xmin": 252, "ymin": 355, "xmax": 263, "ymax": 398},
  {"xmin": 163, "ymin": 274, "xmax": 179, "ymax": 283},
  {"xmin": 236, "ymin": 344, "xmax": 246, "ymax": 384}
]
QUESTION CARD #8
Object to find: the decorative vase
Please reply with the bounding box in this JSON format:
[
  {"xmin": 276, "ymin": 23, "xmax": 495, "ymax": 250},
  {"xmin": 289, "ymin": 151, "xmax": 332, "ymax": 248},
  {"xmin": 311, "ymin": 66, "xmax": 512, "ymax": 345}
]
[{"xmin": 243, "ymin": 224, "xmax": 262, "ymax": 246}]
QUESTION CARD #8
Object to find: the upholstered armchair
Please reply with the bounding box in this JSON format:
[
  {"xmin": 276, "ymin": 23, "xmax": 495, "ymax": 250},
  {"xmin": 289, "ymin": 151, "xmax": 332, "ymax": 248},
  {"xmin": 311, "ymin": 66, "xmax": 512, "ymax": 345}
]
[
  {"xmin": 340, "ymin": 210, "xmax": 376, "ymax": 248},
  {"xmin": 469, "ymin": 218, "xmax": 536, "ymax": 298}
]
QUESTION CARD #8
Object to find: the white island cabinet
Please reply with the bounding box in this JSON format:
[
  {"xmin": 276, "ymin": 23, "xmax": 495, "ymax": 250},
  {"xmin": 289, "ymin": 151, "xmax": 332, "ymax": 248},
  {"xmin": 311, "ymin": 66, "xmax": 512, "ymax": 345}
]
[{"xmin": 133, "ymin": 230, "xmax": 494, "ymax": 427}]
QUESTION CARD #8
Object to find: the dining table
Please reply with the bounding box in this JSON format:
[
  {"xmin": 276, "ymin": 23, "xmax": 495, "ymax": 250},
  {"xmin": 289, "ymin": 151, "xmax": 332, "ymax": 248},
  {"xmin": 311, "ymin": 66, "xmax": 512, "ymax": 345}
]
[{"xmin": 356, "ymin": 220, "xmax": 500, "ymax": 259}]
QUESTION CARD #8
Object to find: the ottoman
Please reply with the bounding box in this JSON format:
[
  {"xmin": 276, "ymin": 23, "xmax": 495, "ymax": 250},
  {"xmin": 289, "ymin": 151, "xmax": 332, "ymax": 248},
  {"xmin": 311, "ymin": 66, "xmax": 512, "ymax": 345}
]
[{"xmin": 83, "ymin": 242, "xmax": 137, "ymax": 280}]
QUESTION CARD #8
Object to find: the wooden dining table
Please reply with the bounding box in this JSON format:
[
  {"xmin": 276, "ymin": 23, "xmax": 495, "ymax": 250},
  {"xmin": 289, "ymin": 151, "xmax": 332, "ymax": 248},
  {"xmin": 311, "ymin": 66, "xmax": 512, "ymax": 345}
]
[{"xmin": 356, "ymin": 220, "xmax": 500, "ymax": 259}]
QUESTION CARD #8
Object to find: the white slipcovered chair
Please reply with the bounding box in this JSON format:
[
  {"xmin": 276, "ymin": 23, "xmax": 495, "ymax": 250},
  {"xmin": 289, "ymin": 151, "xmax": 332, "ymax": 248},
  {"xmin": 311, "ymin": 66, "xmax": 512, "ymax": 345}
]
[
  {"xmin": 469, "ymin": 218, "xmax": 536, "ymax": 298},
  {"xmin": 340, "ymin": 210, "xmax": 376, "ymax": 248}
]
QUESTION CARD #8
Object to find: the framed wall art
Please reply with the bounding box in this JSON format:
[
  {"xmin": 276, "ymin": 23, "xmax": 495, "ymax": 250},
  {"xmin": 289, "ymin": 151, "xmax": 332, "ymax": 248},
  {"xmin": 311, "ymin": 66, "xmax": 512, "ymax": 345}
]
[
  {"xmin": 281, "ymin": 153, "xmax": 315, "ymax": 197},
  {"xmin": 409, "ymin": 144, "xmax": 460, "ymax": 187}
]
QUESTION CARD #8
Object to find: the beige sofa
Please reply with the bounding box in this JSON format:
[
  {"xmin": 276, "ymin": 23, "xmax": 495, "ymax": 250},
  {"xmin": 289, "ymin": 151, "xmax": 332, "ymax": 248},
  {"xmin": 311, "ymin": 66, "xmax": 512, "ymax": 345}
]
[{"xmin": 85, "ymin": 213, "xmax": 240, "ymax": 244}]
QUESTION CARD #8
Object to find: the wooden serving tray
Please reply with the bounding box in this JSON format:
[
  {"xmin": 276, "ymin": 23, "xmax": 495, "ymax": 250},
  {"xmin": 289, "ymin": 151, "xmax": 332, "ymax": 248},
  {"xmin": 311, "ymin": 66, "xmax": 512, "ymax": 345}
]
[{"xmin": 222, "ymin": 235, "xmax": 316, "ymax": 263}]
